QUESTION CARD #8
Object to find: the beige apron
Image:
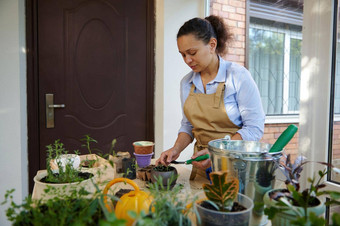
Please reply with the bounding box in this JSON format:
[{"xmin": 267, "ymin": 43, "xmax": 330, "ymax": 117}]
[{"xmin": 183, "ymin": 82, "xmax": 241, "ymax": 180}]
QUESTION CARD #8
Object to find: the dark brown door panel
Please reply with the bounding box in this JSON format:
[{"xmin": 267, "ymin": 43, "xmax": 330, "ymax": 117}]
[{"xmin": 27, "ymin": 0, "xmax": 154, "ymax": 192}]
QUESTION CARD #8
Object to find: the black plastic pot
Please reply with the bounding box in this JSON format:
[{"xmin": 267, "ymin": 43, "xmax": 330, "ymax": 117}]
[
  {"xmin": 122, "ymin": 158, "xmax": 136, "ymax": 179},
  {"xmin": 150, "ymin": 166, "xmax": 178, "ymax": 187}
]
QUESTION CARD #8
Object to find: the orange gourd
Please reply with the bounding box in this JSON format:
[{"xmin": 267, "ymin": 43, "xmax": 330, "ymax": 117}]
[{"xmin": 103, "ymin": 178, "xmax": 152, "ymax": 225}]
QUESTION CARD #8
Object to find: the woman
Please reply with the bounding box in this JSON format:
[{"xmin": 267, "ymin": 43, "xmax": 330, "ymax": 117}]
[{"xmin": 156, "ymin": 15, "xmax": 265, "ymax": 180}]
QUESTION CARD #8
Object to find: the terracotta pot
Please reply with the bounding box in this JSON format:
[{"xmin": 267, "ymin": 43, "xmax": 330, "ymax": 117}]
[
  {"xmin": 133, "ymin": 141, "xmax": 154, "ymax": 154},
  {"xmin": 150, "ymin": 166, "xmax": 178, "ymax": 187}
]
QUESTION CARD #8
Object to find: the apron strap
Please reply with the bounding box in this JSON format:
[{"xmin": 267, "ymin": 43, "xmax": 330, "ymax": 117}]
[
  {"xmin": 189, "ymin": 84, "xmax": 195, "ymax": 94},
  {"xmin": 214, "ymin": 83, "xmax": 225, "ymax": 109},
  {"xmin": 195, "ymin": 142, "xmax": 208, "ymax": 151}
]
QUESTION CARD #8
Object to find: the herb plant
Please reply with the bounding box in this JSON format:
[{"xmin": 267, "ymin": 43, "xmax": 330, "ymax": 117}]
[
  {"xmin": 80, "ymin": 135, "xmax": 117, "ymax": 168},
  {"xmin": 2, "ymin": 186, "xmax": 126, "ymax": 226},
  {"xmin": 134, "ymin": 175, "xmax": 195, "ymax": 226},
  {"xmin": 80, "ymin": 135, "xmax": 100, "ymax": 168},
  {"xmin": 45, "ymin": 139, "xmax": 91, "ymax": 183}
]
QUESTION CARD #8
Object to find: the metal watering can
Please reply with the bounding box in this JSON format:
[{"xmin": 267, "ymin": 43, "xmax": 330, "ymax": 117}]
[{"xmin": 208, "ymin": 125, "xmax": 298, "ymax": 226}]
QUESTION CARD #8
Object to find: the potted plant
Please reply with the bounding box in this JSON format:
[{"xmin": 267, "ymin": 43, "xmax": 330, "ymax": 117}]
[
  {"xmin": 2, "ymin": 185, "xmax": 126, "ymax": 225},
  {"xmin": 132, "ymin": 141, "xmax": 154, "ymax": 169},
  {"xmin": 77, "ymin": 135, "xmax": 117, "ymax": 183},
  {"xmin": 263, "ymin": 154, "xmax": 340, "ymax": 225},
  {"xmin": 32, "ymin": 139, "xmax": 97, "ymax": 200},
  {"xmin": 195, "ymin": 171, "xmax": 254, "ymax": 226},
  {"xmin": 133, "ymin": 175, "xmax": 195, "ymax": 226},
  {"xmin": 133, "ymin": 141, "xmax": 154, "ymax": 154},
  {"xmin": 150, "ymin": 164, "xmax": 178, "ymax": 187},
  {"xmin": 49, "ymin": 136, "xmax": 118, "ymax": 184}
]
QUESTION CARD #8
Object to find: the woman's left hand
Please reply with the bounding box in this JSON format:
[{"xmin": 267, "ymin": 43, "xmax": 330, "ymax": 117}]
[{"xmin": 191, "ymin": 148, "xmax": 211, "ymax": 169}]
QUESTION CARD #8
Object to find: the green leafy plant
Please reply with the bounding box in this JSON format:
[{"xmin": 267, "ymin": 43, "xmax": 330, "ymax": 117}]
[
  {"xmin": 134, "ymin": 175, "xmax": 195, "ymax": 226},
  {"xmin": 1, "ymin": 185, "xmax": 126, "ymax": 226},
  {"xmin": 80, "ymin": 135, "xmax": 100, "ymax": 168},
  {"xmin": 80, "ymin": 135, "xmax": 117, "ymax": 168},
  {"xmin": 202, "ymin": 171, "xmax": 239, "ymax": 212},
  {"xmin": 45, "ymin": 139, "xmax": 91, "ymax": 183},
  {"xmin": 264, "ymin": 154, "xmax": 340, "ymax": 225}
]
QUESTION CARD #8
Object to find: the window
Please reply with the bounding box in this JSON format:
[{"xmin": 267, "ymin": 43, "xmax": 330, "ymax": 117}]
[
  {"xmin": 328, "ymin": 0, "xmax": 340, "ymax": 219},
  {"xmin": 330, "ymin": 0, "xmax": 340, "ymax": 185},
  {"xmin": 248, "ymin": 0, "xmax": 303, "ymax": 115},
  {"xmin": 299, "ymin": 0, "xmax": 340, "ymax": 222}
]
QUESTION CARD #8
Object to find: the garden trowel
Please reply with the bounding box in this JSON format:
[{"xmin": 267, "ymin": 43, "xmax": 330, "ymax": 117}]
[{"xmin": 170, "ymin": 154, "xmax": 210, "ymax": 164}]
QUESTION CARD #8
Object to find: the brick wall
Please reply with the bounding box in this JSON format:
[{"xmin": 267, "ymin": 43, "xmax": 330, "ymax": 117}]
[
  {"xmin": 332, "ymin": 122, "xmax": 340, "ymax": 160},
  {"xmin": 210, "ymin": 0, "xmax": 246, "ymax": 66},
  {"xmin": 209, "ymin": 1, "xmax": 340, "ymax": 163},
  {"xmin": 260, "ymin": 122, "xmax": 340, "ymax": 162},
  {"xmin": 260, "ymin": 123, "xmax": 299, "ymax": 161}
]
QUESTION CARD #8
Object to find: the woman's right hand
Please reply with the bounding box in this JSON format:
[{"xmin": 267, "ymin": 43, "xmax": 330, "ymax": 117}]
[{"xmin": 155, "ymin": 147, "xmax": 181, "ymax": 166}]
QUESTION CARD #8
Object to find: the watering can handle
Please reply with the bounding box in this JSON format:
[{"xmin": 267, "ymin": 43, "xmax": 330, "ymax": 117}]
[
  {"xmin": 269, "ymin": 124, "xmax": 298, "ymax": 153},
  {"xmin": 103, "ymin": 178, "xmax": 140, "ymax": 212}
]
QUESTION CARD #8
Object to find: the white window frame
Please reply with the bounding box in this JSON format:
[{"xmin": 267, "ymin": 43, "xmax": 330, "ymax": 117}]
[
  {"xmin": 250, "ymin": 22, "xmax": 302, "ymax": 115},
  {"xmin": 299, "ymin": 0, "xmax": 340, "ymax": 193}
]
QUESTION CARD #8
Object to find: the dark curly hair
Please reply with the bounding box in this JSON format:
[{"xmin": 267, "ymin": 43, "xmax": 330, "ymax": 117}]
[{"xmin": 177, "ymin": 15, "xmax": 233, "ymax": 55}]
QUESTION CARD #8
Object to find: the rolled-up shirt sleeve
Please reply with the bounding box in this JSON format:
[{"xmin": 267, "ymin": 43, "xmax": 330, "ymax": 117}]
[
  {"xmin": 178, "ymin": 114, "xmax": 194, "ymax": 139},
  {"xmin": 233, "ymin": 67, "xmax": 265, "ymax": 141}
]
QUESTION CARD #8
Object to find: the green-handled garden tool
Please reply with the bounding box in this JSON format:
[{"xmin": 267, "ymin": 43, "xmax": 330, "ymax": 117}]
[
  {"xmin": 268, "ymin": 124, "xmax": 298, "ymax": 153},
  {"xmin": 171, "ymin": 154, "xmax": 210, "ymax": 164}
]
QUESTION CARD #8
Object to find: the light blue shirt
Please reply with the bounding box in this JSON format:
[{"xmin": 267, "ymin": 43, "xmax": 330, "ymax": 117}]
[{"xmin": 178, "ymin": 56, "xmax": 265, "ymax": 141}]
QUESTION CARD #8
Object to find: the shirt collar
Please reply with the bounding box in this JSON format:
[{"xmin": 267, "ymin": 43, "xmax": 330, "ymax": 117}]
[
  {"xmin": 188, "ymin": 56, "xmax": 231, "ymax": 85},
  {"xmin": 214, "ymin": 56, "xmax": 229, "ymax": 83}
]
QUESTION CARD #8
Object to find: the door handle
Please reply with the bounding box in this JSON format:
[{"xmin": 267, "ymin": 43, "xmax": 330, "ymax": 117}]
[
  {"xmin": 49, "ymin": 104, "xmax": 65, "ymax": 108},
  {"xmin": 46, "ymin": 94, "xmax": 65, "ymax": 128}
]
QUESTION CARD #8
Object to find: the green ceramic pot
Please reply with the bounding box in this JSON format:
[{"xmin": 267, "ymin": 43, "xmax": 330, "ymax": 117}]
[{"xmin": 263, "ymin": 189, "xmax": 326, "ymax": 226}]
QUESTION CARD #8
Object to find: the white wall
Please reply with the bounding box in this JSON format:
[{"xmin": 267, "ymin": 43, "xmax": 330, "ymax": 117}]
[
  {"xmin": 0, "ymin": 0, "xmax": 28, "ymax": 225},
  {"xmin": 155, "ymin": 0, "xmax": 206, "ymax": 161}
]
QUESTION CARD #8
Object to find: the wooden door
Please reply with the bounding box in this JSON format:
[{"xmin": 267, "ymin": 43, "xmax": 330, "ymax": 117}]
[{"xmin": 27, "ymin": 0, "xmax": 154, "ymax": 191}]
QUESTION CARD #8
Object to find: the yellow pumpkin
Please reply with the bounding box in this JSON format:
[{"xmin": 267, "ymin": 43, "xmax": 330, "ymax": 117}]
[{"xmin": 103, "ymin": 178, "xmax": 153, "ymax": 225}]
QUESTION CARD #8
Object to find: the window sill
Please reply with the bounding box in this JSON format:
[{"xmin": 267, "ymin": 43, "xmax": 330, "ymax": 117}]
[
  {"xmin": 265, "ymin": 115, "xmax": 299, "ymax": 124},
  {"xmin": 265, "ymin": 114, "xmax": 340, "ymax": 124}
]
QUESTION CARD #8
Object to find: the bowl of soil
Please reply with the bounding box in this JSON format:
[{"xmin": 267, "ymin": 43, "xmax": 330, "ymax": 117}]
[{"xmin": 150, "ymin": 165, "xmax": 178, "ymax": 187}]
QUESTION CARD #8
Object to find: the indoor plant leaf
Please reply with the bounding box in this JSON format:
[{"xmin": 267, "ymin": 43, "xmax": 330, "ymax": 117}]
[{"xmin": 202, "ymin": 171, "xmax": 239, "ymax": 211}]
